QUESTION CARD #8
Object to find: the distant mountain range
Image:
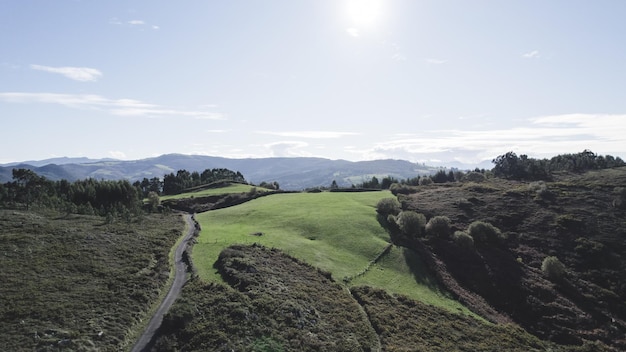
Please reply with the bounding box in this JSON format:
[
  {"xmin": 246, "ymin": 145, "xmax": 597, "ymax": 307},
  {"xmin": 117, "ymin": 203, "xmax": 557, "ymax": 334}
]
[{"xmin": 0, "ymin": 154, "xmax": 457, "ymax": 190}]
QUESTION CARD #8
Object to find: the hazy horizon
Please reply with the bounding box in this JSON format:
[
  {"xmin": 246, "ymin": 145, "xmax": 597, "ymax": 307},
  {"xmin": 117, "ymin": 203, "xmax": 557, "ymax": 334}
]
[{"xmin": 2, "ymin": 1, "xmax": 625, "ymax": 165}]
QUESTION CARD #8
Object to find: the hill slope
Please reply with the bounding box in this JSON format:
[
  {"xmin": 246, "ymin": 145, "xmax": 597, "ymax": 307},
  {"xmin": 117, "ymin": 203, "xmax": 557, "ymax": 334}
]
[
  {"xmin": 156, "ymin": 244, "xmax": 599, "ymax": 351},
  {"xmin": 0, "ymin": 210, "xmax": 183, "ymax": 351},
  {"xmin": 400, "ymin": 167, "xmax": 626, "ymax": 348}
]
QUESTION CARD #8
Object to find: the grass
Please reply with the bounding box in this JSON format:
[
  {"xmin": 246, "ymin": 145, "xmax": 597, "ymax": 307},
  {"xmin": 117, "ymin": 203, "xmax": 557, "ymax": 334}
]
[
  {"xmin": 159, "ymin": 183, "xmax": 264, "ymax": 201},
  {"xmin": 0, "ymin": 209, "xmax": 183, "ymax": 351},
  {"xmin": 193, "ymin": 191, "xmax": 477, "ymax": 317},
  {"xmin": 350, "ymin": 245, "xmax": 475, "ymax": 315},
  {"xmin": 194, "ymin": 192, "xmax": 390, "ymax": 281}
]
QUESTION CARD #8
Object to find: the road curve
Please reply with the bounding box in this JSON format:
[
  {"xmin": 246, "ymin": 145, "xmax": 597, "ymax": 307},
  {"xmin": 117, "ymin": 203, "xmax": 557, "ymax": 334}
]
[{"xmin": 131, "ymin": 213, "xmax": 196, "ymax": 352}]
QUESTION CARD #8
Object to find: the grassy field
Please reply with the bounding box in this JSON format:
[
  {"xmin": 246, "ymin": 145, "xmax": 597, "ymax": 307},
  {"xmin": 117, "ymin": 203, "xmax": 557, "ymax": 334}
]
[
  {"xmin": 159, "ymin": 183, "xmax": 263, "ymax": 201},
  {"xmin": 193, "ymin": 191, "xmax": 475, "ymax": 316}
]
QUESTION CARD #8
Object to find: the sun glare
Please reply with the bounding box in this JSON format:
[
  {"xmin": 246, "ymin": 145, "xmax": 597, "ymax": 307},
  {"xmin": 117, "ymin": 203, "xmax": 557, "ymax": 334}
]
[{"xmin": 346, "ymin": 0, "xmax": 383, "ymax": 27}]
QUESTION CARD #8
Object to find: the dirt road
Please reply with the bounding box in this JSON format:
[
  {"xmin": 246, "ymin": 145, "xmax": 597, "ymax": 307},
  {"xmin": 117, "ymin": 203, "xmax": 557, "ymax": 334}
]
[{"xmin": 131, "ymin": 213, "xmax": 196, "ymax": 352}]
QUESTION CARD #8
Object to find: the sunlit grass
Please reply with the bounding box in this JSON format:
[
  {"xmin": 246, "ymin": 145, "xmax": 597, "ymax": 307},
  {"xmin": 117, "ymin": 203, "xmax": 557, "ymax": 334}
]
[
  {"xmin": 194, "ymin": 192, "xmax": 390, "ymax": 281},
  {"xmin": 159, "ymin": 183, "xmax": 263, "ymax": 201},
  {"xmin": 193, "ymin": 191, "xmax": 478, "ymax": 317}
]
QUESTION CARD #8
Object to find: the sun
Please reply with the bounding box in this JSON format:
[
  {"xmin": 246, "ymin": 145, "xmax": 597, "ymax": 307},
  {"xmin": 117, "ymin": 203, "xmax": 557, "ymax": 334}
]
[{"xmin": 346, "ymin": 0, "xmax": 383, "ymax": 27}]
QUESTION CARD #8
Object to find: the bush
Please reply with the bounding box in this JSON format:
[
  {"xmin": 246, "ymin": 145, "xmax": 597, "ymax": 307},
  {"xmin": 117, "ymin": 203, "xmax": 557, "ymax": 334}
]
[
  {"xmin": 453, "ymin": 231, "xmax": 474, "ymax": 250},
  {"xmin": 467, "ymin": 221, "xmax": 505, "ymax": 244},
  {"xmin": 541, "ymin": 256, "xmax": 566, "ymax": 281},
  {"xmin": 389, "ymin": 183, "xmax": 418, "ymax": 196},
  {"xmin": 376, "ymin": 198, "xmax": 401, "ymax": 215},
  {"xmin": 425, "ymin": 216, "xmax": 451, "ymax": 238},
  {"xmin": 463, "ymin": 172, "xmax": 486, "ymax": 183},
  {"xmin": 395, "ymin": 211, "xmax": 426, "ymax": 237},
  {"xmin": 613, "ymin": 187, "xmax": 626, "ymax": 209}
]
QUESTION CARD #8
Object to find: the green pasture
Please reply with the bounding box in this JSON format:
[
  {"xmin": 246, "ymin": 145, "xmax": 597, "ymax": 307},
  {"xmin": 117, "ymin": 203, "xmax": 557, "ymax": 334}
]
[
  {"xmin": 193, "ymin": 191, "xmax": 476, "ymax": 316},
  {"xmin": 159, "ymin": 183, "xmax": 262, "ymax": 201}
]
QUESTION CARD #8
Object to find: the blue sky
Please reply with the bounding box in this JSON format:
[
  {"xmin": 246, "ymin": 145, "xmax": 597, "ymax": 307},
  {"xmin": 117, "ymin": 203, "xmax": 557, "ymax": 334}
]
[{"xmin": 1, "ymin": 0, "xmax": 625, "ymax": 166}]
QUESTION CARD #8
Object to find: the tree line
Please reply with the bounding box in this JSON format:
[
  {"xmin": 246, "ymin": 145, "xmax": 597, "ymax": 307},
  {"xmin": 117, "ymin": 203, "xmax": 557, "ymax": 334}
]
[
  {"xmin": 0, "ymin": 168, "xmax": 142, "ymax": 219},
  {"xmin": 492, "ymin": 150, "xmax": 625, "ymax": 180},
  {"xmin": 137, "ymin": 168, "xmax": 246, "ymax": 196},
  {"xmin": 340, "ymin": 150, "xmax": 624, "ymax": 191},
  {"xmin": 0, "ymin": 167, "xmax": 248, "ymax": 218}
]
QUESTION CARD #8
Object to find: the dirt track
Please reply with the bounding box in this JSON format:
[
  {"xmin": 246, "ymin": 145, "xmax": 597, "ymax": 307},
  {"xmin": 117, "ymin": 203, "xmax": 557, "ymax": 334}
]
[{"xmin": 131, "ymin": 213, "xmax": 196, "ymax": 352}]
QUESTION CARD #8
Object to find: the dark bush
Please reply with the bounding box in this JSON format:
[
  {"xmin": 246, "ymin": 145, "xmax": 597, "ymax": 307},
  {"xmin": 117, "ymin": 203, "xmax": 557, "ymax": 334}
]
[
  {"xmin": 541, "ymin": 256, "xmax": 566, "ymax": 281},
  {"xmin": 467, "ymin": 221, "xmax": 506, "ymax": 244},
  {"xmin": 395, "ymin": 211, "xmax": 426, "ymax": 237},
  {"xmin": 453, "ymin": 231, "xmax": 474, "ymax": 250},
  {"xmin": 425, "ymin": 216, "xmax": 451, "ymax": 238},
  {"xmin": 376, "ymin": 198, "xmax": 401, "ymax": 215},
  {"xmin": 463, "ymin": 172, "xmax": 486, "ymax": 183},
  {"xmin": 389, "ymin": 183, "xmax": 418, "ymax": 196}
]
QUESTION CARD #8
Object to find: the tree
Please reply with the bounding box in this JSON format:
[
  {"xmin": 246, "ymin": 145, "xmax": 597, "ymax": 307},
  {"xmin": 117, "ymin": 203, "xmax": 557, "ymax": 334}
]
[
  {"xmin": 147, "ymin": 191, "xmax": 161, "ymax": 212},
  {"xmin": 492, "ymin": 152, "xmax": 525, "ymax": 179},
  {"xmin": 432, "ymin": 170, "xmax": 449, "ymax": 183},
  {"xmin": 380, "ymin": 176, "xmax": 398, "ymax": 190},
  {"xmin": 12, "ymin": 168, "xmax": 46, "ymax": 210},
  {"xmin": 330, "ymin": 180, "xmax": 339, "ymax": 189}
]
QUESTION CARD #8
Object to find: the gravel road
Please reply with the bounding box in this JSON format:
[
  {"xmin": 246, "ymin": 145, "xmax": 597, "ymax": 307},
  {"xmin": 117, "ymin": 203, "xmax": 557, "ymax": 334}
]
[{"xmin": 131, "ymin": 213, "xmax": 196, "ymax": 352}]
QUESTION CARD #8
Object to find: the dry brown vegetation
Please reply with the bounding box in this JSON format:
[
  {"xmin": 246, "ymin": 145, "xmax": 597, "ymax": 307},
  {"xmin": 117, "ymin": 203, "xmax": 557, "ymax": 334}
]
[
  {"xmin": 400, "ymin": 167, "xmax": 626, "ymax": 349},
  {"xmin": 0, "ymin": 210, "xmax": 183, "ymax": 351}
]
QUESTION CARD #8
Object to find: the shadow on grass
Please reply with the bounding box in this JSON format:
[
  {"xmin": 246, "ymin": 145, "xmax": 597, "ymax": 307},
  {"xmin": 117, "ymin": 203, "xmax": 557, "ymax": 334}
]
[
  {"xmin": 375, "ymin": 212, "xmax": 440, "ymax": 292},
  {"xmin": 401, "ymin": 246, "xmax": 441, "ymax": 291}
]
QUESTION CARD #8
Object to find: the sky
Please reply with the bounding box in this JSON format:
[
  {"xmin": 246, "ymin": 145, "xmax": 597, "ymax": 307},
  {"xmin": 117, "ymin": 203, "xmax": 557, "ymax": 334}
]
[{"xmin": 1, "ymin": 0, "xmax": 626, "ymax": 167}]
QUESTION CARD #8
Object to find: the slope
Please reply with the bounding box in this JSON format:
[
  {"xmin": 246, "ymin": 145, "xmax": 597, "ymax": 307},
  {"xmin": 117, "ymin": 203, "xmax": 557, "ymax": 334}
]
[{"xmin": 192, "ymin": 191, "xmax": 474, "ymax": 315}]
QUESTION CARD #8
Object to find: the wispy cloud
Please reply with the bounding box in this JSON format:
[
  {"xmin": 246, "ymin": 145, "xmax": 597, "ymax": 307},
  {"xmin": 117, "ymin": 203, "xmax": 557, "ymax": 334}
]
[
  {"xmin": 110, "ymin": 18, "xmax": 159, "ymax": 30},
  {"xmin": 0, "ymin": 92, "xmax": 226, "ymax": 120},
  {"xmin": 522, "ymin": 50, "xmax": 540, "ymax": 59},
  {"xmin": 256, "ymin": 131, "xmax": 359, "ymax": 139},
  {"xmin": 30, "ymin": 64, "xmax": 102, "ymax": 82},
  {"xmin": 359, "ymin": 114, "xmax": 626, "ymax": 164}
]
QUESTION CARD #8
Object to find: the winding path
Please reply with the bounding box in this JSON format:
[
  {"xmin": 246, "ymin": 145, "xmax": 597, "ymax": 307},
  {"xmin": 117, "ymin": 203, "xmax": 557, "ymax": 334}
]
[{"xmin": 131, "ymin": 213, "xmax": 196, "ymax": 352}]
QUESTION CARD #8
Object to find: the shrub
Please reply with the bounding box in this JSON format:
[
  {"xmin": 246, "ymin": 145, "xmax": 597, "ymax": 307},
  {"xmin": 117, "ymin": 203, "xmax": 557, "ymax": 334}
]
[
  {"xmin": 425, "ymin": 216, "xmax": 451, "ymax": 238},
  {"xmin": 389, "ymin": 183, "xmax": 418, "ymax": 196},
  {"xmin": 453, "ymin": 231, "xmax": 474, "ymax": 250},
  {"xmin": 467, "ymin": 221, "xmax": 505, "ymax": 244},
  {"xmin": 395, "ymin": 211, "xmax": 426, "ymax": 237},
  {"xmin": 419, "ymin": 177, "xmax": 433, "ymax": 186},
  {"xmin": 541, "ymin": 256, "xmax": 566, "ymax": 281},
  {"xmin": 463, "ymin": 172, "xmax": 486, "ymax": 183},
  {"xmin": 613, "ymin": 187, "xmax": 626, "ymax": 209},
  {"xmin": 376, "ymin": 198, "xmax": 401, "ymax": 215}
]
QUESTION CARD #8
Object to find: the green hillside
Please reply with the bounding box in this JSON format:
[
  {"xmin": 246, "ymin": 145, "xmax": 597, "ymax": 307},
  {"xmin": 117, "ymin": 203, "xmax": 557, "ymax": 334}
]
[
  {"xmin": 193, "ymin": 191, "xmax": 474, "ymax": 316},
  {"xmin": 159, "ymin": 183, "xmax": 261, "ymax": 201}
]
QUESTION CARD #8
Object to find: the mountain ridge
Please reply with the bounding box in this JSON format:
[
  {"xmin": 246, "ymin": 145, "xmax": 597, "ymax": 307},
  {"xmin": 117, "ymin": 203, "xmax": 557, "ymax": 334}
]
[{"xmin": 0, "ymin": 154, "xmax": 443, "ymax": 190}]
